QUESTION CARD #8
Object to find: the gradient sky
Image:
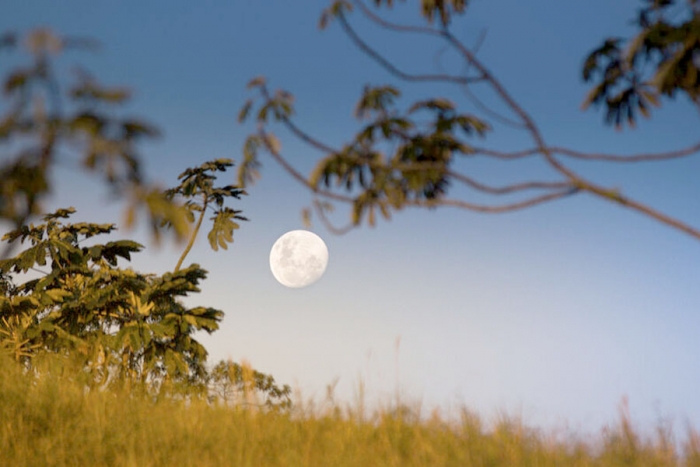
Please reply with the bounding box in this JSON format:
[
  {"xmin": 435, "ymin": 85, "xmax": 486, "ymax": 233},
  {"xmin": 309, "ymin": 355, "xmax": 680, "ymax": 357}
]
[{"xmin": 4, "ymin": 1, "xmax": 700, "ymax": 438}]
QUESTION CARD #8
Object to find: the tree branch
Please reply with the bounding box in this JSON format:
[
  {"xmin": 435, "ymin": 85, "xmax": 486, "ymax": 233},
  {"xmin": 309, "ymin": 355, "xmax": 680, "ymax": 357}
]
[
  {"xmin": 551, "ymin": 141, "xmax": 700, "ymax": 162},
  {"xmin": 447, "ymin": 171, "xmax": 572, "ymax": 194},
  {"xmin": 470, "ymin": 141, "xmax": 700, "ymax": 162},
  {"xmin": 337, "ymin": 11, "xmax": 483, "ymax": 85},
  {"xmin": 258, "ymin": 130, "xmax": 355, "ymax": 204},
  {"xmin": 407, "ymin": 187, "xmax": 579, "ymax": 213},
  {"xmin": 352, "ymin": 1, "xmax": 526, "ymax": 129},
  {"xmin": 313, "ymin": 199, "xmax": 356, "ymax": 235},
  {"xmin": 352, "ymin": 0, "xmax": 443, "ymax": 36},
  {"xmin": 247, "ymin": 3, "xmax": 700, "ymax": 242},
  {"xmin": 174, "ymin": 195, "xmax": 206, "ymax": 273},
  {"xmin": 584, "ymin": 185, "xmax": 700, "ymax": 241},
  {"xmin": 470, "ymin": 146, "xmax": 539, "ymax": 159}
]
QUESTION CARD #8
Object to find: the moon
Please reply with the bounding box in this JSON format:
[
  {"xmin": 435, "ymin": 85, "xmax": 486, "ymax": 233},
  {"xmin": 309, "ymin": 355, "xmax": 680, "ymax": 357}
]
[{"xmin": 269, "ymin": 230, "xmax": 329, "ymax": 288}]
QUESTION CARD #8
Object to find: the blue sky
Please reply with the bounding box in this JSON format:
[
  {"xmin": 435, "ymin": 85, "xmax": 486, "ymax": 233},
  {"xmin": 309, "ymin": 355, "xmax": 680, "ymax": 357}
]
[{"xmin": 4, "ymin": 1, "xmax": 700, "ymax": 438}]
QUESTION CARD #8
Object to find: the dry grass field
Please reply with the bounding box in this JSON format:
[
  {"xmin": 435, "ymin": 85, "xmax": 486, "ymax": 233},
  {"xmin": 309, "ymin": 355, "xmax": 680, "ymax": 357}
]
[{"xmin": 1, "ymin": 354, "xmax": 699, "ymax": 466}]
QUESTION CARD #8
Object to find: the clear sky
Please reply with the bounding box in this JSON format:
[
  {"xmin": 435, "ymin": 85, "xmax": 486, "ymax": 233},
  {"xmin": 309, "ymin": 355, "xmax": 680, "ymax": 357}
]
[{"xmin": 4, "ymin": 0, "xmax": 700, "ymax": 438}]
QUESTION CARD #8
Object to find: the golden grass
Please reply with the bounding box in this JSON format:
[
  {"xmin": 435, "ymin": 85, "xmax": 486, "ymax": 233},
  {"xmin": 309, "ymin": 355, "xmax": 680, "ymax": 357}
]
[{"xmin": 1, "ymin": 355, "xmax": 699, "ymax": 467}]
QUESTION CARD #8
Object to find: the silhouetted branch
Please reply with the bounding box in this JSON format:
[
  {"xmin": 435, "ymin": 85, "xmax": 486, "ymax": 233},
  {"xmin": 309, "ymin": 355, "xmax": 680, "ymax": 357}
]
[
  {"xmin": 582, "ymin": 184, "xmax": 700, "ymax": 240},
  {"xmin": 471, "ymin": 142, "xmax": 700, "ymax": 162},
  {"xmin": 352, "ymin": 0, "xmax": 443, "ymax": 36},
  {"xmin": 259, "ymin": 86, "xmax": 339, "ymax": 155},
  {"xmin": 469, "ymin": 146, "xmax": 540, "ymax": 160},
  {"xmin": 337, "ymin": 11, "xmax": 483, "ymax": 85},
  {"xmin": 313, "ymin": 199, "xmax": 356, "ymax": 235},
  {"xmin": 258, "ymin": 129, "xmax": 354, "ymax": 204},
  {"xmin": 447, "ymin": 171, "xmax": 572, "ymax": 194},
  {"xmin": 353, "ymin": 0, "xmax": 525, "ymax": 129},
  {"xmin": 407, "ymin": 187, "xmax": 579, "ymax": 213},
  {"xmin": 552, "ymin": 142, "xmax": 700, "ymax": 162}
]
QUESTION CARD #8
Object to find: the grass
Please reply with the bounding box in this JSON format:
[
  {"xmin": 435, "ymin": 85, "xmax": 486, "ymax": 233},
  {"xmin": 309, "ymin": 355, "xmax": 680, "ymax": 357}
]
[{"xmin": 1, "ymin": 355, "xmax": 699, "ymax": 466}]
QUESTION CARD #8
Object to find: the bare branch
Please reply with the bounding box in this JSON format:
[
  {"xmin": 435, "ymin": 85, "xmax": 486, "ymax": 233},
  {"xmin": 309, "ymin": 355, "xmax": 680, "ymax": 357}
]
[
  {"xmin": 258, "ymin": 129, "xmax": 354, "ymax": 204},
  {"xmin": 471, "ymin": 142, "xmax": 700, "ymax": 162},
  {"xmin": 352, "ymin": 0, "xmax": 526, "ymax": 130},
  {"xmin": 584, "ymin": 185, "xmax": 700, "ymax": 241},
  {"xmin": 458, "ymin": 80, "xmax": 527, "ymax": 130},
  {"xmin": 407, "ymin": 188, "xmax": 579, "ymax": 213},
  {"xmin": 447, "ymin": 171, "xmax": 572, "ymax": 194},
  {"xmin": 259, "ymin": 85, "xmax": 339, "ymax": 155},
  {"xmin": 281, "ymin": 118, "xmax": 339, "ymax": 155},
  {"xmin": 353, "ymin": 0, "xmax": 444, "ymax": 36},
  {"xmin": 313, "ymin": 199, "xmax": 356, "ymax": 235},
  {"xmin": 551, "ymin": 141, "xmax": 700, "ymax": 162},
  {"xmin": 438, "ymin": 27, "xmax": 586, "ymax": 187},
  {"xmin": 470, "ymin": 146, "xmax": 540, "ymax": 159},
  {"xmin": 337, "ymin": 11, "xmax": 483, "ymax": 85},
  {"xmin": 452, "ymin": 28, "xmax": 527, "ymax": 130}
]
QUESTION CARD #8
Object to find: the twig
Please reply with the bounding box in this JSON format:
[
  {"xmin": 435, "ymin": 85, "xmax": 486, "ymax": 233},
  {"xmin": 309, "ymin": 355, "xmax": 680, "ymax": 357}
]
[
  {"xmin": 337, "ymin": 12, "xmax": 483, "ymax": 85},
  {"xmin": 551, "ymin": 142, "xmax": 700, "ymax": 162},
  {"xmin": 447, "ymin": 171, "xmax": 572, "ymax": 194},
  {"xmin": 313, "ymin": 199, "xmax": 356, "ymax": 235},
  {"xmin": 406, "ymin": 187, "xmax": 579, "ymax": 213},
  {"xmin": 353, "ymin": 1, "xmax": 524, "ymax": 129},
  {"xmin": 470, "ymin": 142, "xmax": 700, "ymax": 162},
  {"xmin": 258, "ymin": 129, "xmax": 354, "ymax": 204}
]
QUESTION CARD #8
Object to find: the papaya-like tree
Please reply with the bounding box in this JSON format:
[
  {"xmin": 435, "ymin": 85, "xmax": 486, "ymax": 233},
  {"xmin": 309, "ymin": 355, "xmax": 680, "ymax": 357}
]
[
  {"xmin": 0, "ymin": 207, "xmax": 217, "ymax": 391},
  {"xmin": 0, "ymin": 159, "xmax": 290, "ymax": 406}
]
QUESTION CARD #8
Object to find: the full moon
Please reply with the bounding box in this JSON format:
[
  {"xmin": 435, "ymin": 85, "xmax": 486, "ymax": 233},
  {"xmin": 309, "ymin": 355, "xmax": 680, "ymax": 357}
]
[{"xmin": 269, "ymin": 230, "xmax": 329, "ymax": 288}]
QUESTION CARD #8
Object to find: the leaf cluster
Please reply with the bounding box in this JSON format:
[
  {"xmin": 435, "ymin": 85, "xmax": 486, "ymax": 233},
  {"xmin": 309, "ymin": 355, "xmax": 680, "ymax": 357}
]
[
  {"xmin": 165, "ymin": 159, "xmax": 247, "ymax": 252},
  {"xmin": 242, "ymin": 81, "xmax": 489, "ymax": 227},
  {"xmin": 582, "ymin": 0, "xmax": 700, "ymax": 128}
]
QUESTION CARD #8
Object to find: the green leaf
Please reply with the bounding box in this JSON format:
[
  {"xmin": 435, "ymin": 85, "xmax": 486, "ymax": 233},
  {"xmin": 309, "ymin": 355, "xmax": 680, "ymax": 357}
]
[
  {"xmin": 238, "ymin": 99, "xmax": 253, "ymax": 123},
  {"xmin": 207, "ymin": 209, "xmax": 241, "ymax": 251},
  {"xmin": 44, "ymin": 288, "xmax": 71, "ymax": 303}
]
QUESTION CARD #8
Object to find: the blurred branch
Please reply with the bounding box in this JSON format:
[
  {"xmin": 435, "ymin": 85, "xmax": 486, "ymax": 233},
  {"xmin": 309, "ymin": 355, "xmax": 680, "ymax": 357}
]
[
  {"xmin": 411, "ymin": 187, "xmax": 578, "ymax": 213},
  {"xmin": 239, "ymin": 2, "xmax": 700, "ymax": 241},
  {"xmin": 471, "ymin": 141, "xmax": 700, "ymax": 162},
  {"xmin": 336, "ymin": 10, "xmax": 483, "ymax": 85},
  {"xmin": 258, "ymin": 129, "xmax": 354, "ymax": 204},
  {"xmin": 313, "ymin": 199, "xmax": 356, "ymax": 235},
  {"xmin": 353, "ymin": 0, "xmax": 525, "ymax": 129},
  {"xmin": 552, "ymin": 141, "xmax": 700, "ymax": 162}
]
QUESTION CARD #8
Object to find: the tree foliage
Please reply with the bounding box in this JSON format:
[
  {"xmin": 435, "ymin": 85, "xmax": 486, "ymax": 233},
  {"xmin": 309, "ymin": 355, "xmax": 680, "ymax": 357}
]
[
  {"xmin": 0, "ymin": 25, "xmax": 292, "ymax": 408},
  {"xmin": 0, "ymin": 129, "xmax": 288, "ymax": 405},
  {"xmin": 582, "ymin": 0, "xmax": 700, "ymax": 128},
  {"xmin": 163, "ymin": 159, "xmax": 248, "ymax": 272},
  {"xmin": 0, "ymin": 29, "xmax": 189, "ymax": 259},
  {"xmin": 240, "ymin": 0, "xmax": 700, "ymax": 239},
  {"xmin": 0, "ymin": 200, "xmax": 289, "ymax": 406},
  {"xmin": 0, "ymin": 207, "xmax": 218, "ymax": 391}
]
